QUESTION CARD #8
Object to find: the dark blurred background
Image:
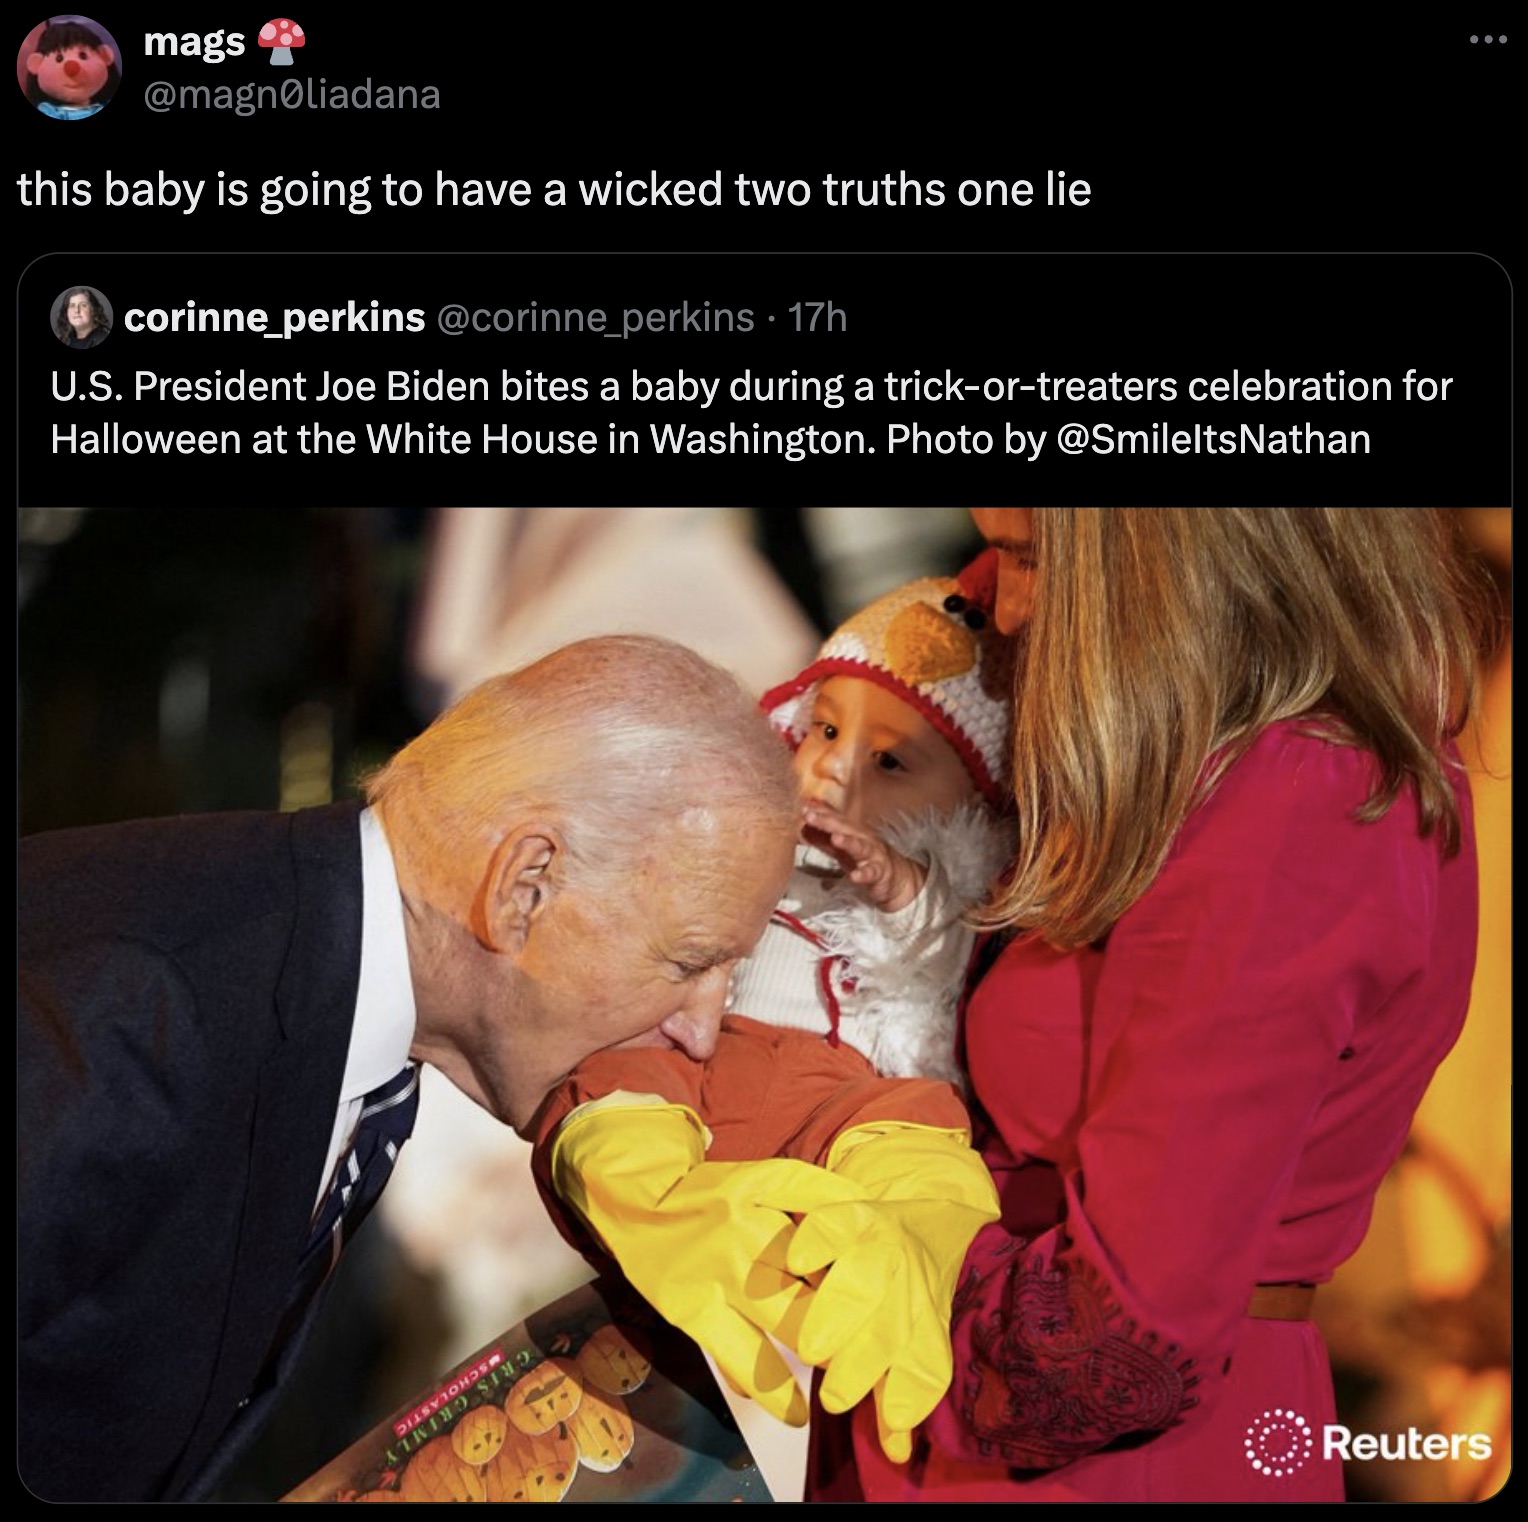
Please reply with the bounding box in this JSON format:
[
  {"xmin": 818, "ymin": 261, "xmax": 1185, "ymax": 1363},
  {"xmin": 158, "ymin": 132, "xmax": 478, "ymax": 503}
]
[{"xmin": 18, "ymin": 507, "xmax": 989, "ymax": 834}]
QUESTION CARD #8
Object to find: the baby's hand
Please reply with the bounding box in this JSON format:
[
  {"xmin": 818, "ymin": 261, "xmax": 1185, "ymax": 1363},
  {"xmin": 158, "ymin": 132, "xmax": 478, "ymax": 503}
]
[{"xmin": 802, "ymin": 802, "xmax": 926, "ymax": 912}]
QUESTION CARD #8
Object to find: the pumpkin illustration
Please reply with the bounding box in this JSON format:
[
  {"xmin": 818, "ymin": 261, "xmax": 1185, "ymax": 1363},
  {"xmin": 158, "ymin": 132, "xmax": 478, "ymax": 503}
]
[
  {"xmin": 576, "ymin": 1324, "xmax": 652, "ymax": 1394},
  {"xmin": 506, "ymin": 1357, "xmax": 584, "ymax": 1434},
  {"xmin": 397, "ymin": 1433, "xmax": 487, "ymax": 1502},
  {"xmin": 450, "ymin": 1400, "xmax": 508, "ymax": 1467},
  {"xmin": 569, "ymin": 1387, "xmax": 635, "ymax": 1473},
  {"xmin": 482, "ymin": 1423, "xmax": 578, "ymax": 1502}
]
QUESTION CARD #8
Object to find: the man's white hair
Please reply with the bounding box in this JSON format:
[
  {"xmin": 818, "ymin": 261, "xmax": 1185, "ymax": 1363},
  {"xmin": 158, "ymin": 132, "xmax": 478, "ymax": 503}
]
[{"xmin": 365, "ymin": 635, "xmax": 799, "ymax": 912}]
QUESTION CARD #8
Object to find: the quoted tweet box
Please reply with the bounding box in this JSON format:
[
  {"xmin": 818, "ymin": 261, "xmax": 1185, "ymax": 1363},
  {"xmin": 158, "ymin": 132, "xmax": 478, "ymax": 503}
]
[{"xmin": 19, "ymin": 252, "xmax": 1509, "ymax": 505}]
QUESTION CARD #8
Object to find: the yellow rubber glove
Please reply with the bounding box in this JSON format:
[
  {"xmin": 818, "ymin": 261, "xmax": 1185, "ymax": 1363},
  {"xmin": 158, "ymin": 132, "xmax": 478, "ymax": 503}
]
[
  {"xmin": 786, "ymin": 1122, "xmax": 1001, "ymax": 1462},
  {"xmin": 549, "ymin": 1097, "xmax": 863, "ymax": 1426}
]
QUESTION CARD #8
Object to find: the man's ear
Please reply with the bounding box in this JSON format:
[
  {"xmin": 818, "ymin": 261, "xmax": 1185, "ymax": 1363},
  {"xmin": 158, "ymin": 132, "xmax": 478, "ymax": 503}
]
[{"xmin": 477, "ymin": 826, "xmax": 559, "ymax": 954}]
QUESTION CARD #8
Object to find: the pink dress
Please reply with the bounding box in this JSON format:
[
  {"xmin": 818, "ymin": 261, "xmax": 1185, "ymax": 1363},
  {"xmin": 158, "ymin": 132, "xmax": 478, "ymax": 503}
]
[{"xmin": 809, "ymin": 722, "xmax": 1478, "ymax": 1501}]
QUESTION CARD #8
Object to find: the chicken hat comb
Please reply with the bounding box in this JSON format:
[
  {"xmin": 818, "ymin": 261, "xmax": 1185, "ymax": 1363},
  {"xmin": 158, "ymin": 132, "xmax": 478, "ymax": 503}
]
[{"xmin": 761, "ymin": 547, "xmax": 1015, "ymax": 810}]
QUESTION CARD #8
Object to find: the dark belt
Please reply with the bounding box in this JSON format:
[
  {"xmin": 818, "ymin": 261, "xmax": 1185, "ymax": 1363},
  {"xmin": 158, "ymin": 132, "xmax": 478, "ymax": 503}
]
[{"xmin": 1247, "ymin": 1281, "xmax": 1317, "ymax": 1319}]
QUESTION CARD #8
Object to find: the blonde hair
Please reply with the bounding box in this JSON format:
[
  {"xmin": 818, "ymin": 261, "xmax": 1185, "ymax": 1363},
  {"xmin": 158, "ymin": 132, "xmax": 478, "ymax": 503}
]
[
  {"xmin": 364, "ymin": 635, "xmax": 799, "ymax": 916},
  {"xmin": 983, "ymin": 508, "xmax": 1486, "ymax": 948}
]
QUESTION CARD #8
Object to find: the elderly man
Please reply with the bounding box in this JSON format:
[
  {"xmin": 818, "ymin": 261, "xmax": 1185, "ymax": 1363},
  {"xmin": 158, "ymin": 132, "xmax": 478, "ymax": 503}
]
[{"xmin": 18, "ymin": 635, "xmax": 805, "ymax": 1503}]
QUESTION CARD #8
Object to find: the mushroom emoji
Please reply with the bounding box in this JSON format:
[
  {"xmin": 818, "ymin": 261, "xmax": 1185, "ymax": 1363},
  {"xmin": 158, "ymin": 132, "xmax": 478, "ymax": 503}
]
[{"xmin": 258, "ymin": 19, "xmax": 305, "ymax": 65}]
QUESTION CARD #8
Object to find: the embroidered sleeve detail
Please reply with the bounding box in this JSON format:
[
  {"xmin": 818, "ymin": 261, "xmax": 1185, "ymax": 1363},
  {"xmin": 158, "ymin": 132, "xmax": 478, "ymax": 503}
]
[{"xmin": 957, "ymin": 1250, "xmax": 1199, "ymax": 1468}]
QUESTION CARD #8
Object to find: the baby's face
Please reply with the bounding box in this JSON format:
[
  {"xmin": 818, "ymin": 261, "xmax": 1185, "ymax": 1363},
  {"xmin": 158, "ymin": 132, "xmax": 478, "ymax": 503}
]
[{"xmin": 794, "ymin": 676, "xmax": 977, "ymax": 833}]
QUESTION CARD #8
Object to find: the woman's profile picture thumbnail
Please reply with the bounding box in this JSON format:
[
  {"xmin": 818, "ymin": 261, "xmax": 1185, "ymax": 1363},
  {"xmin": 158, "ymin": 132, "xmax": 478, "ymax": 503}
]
[
  {"xmin": 19, "ymin": 16, "xmax": 121, "ymax": 119},
  {"xmin": 53, "ymin": 286, "xmax": 111, "ymax": 348}
]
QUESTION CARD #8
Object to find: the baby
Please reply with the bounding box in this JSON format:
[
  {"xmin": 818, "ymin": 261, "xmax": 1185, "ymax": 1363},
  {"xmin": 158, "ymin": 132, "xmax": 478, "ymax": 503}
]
[
  {"xmin": 733, "ymin": 558, "xmax": 1014, "ymax": 1089},
  {"xmin": 528, "ymin": 554, "xmax": 1013, "ymax": 1456}
]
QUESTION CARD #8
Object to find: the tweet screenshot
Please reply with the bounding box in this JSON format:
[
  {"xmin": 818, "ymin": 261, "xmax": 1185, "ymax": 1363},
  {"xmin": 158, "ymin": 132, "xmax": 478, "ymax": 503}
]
[
  {"xmin": 14, "ymin": 20, "xmax": 1514, "ymax": 506},
  {"xmin": 15, "ymin": 12, "xmax": 1513, "ymax": 1510}
]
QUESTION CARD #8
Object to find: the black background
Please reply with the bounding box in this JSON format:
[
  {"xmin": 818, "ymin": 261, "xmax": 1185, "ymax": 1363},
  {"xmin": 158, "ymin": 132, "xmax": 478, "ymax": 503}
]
[{"xmin": 13, "ymin": 12, "xmax": 1518, "ymax": 507}]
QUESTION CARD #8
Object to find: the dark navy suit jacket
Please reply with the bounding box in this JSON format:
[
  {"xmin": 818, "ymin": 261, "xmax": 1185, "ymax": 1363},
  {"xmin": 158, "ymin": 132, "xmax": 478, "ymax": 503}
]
[{"xmin": 19, "ymin": 802, "xmax": 367, "ymax": 1501}]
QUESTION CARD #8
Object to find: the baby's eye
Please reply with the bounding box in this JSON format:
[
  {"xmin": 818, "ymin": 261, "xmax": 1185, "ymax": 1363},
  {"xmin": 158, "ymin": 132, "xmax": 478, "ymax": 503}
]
[
  {"xmin": 874, "ymin": 751, "xmax": 905, "ymax": 772},
  {"xmin": 814, "ymin": 721, "xmax": 838, "ymax": 741}
]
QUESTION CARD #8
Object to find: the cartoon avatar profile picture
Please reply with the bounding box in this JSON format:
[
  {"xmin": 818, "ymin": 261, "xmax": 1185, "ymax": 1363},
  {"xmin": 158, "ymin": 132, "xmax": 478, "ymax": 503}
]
[
  {"xmin": 52, "ymin": 285, "xmax": 111, "ymax": 349},
  {"xmin": 19, "ymin": 16, "xmax": 121, "ymax": 119}
]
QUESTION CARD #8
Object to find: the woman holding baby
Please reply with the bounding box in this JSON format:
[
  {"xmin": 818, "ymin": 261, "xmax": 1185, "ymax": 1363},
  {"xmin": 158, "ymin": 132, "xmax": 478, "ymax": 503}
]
[{"xmin": 804, "ymin": 507, "xmax": 1487, "ymax": 1501}]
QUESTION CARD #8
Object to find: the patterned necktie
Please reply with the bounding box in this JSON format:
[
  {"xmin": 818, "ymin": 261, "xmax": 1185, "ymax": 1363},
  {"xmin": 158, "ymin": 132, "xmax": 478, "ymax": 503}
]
[
  {"xmin": 306, "ymin": 1061, "xmax": 421, "ymax": 1275},
  {"xmin": 247, "ymin": 1063, "xmax": 422, "ymax": 1432}
]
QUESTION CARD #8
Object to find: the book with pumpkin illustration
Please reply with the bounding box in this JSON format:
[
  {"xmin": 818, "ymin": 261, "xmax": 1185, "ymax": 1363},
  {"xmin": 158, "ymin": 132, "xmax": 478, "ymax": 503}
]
[{"xmin": 282, "ymin": 1274, "xmax": 773, "ymax": 1503}]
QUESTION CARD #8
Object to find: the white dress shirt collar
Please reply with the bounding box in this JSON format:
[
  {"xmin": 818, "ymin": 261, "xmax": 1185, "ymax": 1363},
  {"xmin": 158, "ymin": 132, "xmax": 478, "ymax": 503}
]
[
  {"xmin": 315, "ymin": 807, "xmax": 417, "ymax": 1212},
  {"xmin": 346, "ymin": 806, "xmax": 417, "ymax": 1099}
]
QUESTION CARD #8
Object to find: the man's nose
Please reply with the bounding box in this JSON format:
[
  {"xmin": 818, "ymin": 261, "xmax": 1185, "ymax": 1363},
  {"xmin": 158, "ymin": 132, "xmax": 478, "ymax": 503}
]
[
  {"xmin": 659, "ymin": 970, "xmax": 729, "ymax": 1061},
  {"xmin": 63, "ymin": 59, "xmax": 82, "ymax": 78}
]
